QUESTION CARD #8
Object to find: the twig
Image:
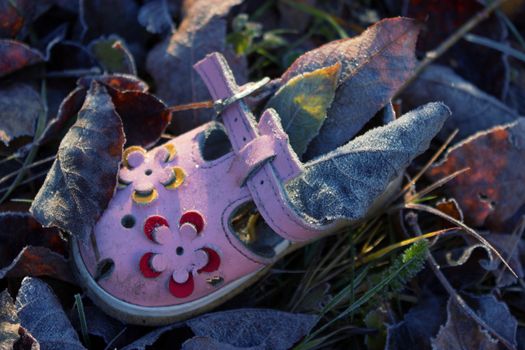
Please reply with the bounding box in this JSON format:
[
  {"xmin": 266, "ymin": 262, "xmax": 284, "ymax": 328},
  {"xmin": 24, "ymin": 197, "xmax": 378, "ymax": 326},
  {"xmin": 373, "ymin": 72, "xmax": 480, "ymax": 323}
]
[
  {"xmin": 168, "ymin": 100, "xmax": 214, "ymax": 113},
  {"xmin": 397, "ymin": 0, "xmax": 510, "ymax": 94},
  {"xmin": 403, "ymin": 212, "xmax": 517, "ymax": 350},
  {"xmin": 403, "ymin": 203, "xmax": 518, "ymax": 278}
]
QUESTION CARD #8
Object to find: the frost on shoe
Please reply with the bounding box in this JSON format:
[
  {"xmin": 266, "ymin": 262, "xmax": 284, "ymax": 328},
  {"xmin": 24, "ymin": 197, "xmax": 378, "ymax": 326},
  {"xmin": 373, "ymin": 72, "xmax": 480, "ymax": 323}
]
[{"xmin": 285, "ymin": 102, "xmax": 451, "ymax": 223}]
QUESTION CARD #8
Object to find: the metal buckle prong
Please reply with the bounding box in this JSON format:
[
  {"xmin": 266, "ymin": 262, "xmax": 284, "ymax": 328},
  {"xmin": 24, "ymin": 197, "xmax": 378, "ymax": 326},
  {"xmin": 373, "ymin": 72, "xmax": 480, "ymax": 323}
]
[{"xmin": 213, "ymin": 77, "xmax": 270, "ymax": 115}]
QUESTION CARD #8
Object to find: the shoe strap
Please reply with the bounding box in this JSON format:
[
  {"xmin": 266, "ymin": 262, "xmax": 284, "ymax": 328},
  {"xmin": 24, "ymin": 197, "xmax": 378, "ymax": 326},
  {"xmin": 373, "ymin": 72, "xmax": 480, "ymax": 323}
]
[{"xmin": 194, "ymin": 53, "xmax": 338, "ymax": 242}]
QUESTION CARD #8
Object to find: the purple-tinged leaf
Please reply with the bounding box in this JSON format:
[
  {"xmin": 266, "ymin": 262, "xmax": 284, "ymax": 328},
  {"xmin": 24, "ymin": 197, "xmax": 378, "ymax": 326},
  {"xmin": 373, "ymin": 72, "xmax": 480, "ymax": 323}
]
[
  {"xmin": 77, "ymin": 74, "xmax": 149, "ymax": 92},
  {"xmin": 138, "ymin": 0, "xmax": 177, "ymax": 34},
  {"xmin": 30, "ymin": 83, "xmax": 125, "ymax": 241},
  {"xmin": 401, "ymin": 64, "xmax": 520, "ymax": 141},
  {"xmin": 0, "ymin": 0, "xmax": 50, "ymax": 39},
  {"xmin": 186, "ymin": 309, "xmax": 317, "ymax": 350},
  {"xmin": 0, "ymin": 212, "xmax": 67, "ymax": 269},
  {"xmin": 281, "ymin": 18, "xmax": 421, "ymax": 159},
  {"xmin": 15, "ymin": 278, "xmax": 86, "ymax": 350},
  {"xmin": 106, "ymin": 87, "xmax": 171, "ymax": 148},
  {"xmin": 39, "ymin": 75, "xmax": 165, "ymax": 148},
  {"xmin": 146, "ymin": 0, "xmax": 247, "ymax": 134},
  {"xmin": 427, "ymin": 119, "xmax": 525, "ymax": 232},
  {"xmin": 432, "ymin": 294, "xmax": 517, "ymax": 350},
  {"xmin": 0, "ymin": 246, "xmax": 74, "ymax": 284},
  {"xmin": 386, "ymin": 293, "xmax": 447, "ymax": 350},
  {"xmin": 0, "ymin": 83, "xmax": 43, "ymax": 146},
  {"xmin": 0, "ymin": 40, "xmax": 43, "ymax": 78}
]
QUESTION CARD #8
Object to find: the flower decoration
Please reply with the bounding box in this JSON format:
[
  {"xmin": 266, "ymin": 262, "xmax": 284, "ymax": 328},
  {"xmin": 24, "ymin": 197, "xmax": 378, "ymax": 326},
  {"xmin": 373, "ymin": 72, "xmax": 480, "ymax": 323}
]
[
  {"xmin": 118, "ymin": 145, "xmax": 185, "ymax": 204},
  {"xmin": 139, "ymin": 212, "xmax": 221, "ymax": 298}
]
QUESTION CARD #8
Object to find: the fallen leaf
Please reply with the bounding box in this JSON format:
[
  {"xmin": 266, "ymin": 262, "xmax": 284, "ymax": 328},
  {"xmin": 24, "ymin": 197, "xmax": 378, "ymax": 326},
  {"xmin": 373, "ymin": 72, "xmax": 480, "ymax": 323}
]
[
  {"xmin": 146, "ymin": 0, "xmax": 247, "ymax": 134},
  {"xmin": 405, "ymin": 0, "xmax": 509, "ymax": 97},
  {"xmin": 0, "ymin": 246, "xmax": 74, "ymax": 284},
  {"xmin": 427, "ymin": 119, "xmax": 525, "ymax": 231},
  {"xmin": 436, "ymin": 198, "xmax": 464, "ymax": 228},
  {"xmin": 266, "ymin": 63, "xmax": 340, "ymax": 157},
  {"xmin": 0, "ymin": 212, "xmax": 67, "ymax": 269},
  {"xmin": 1, "ymin": 290, "xmax": 22, "ymax": 350},
  {"xmin": 400, "ymin": 64, "xmax": 519, "ymax": 141},
  {"xmin": 121, "ymin": 323, "xmax": 183, "ymax": 350},
  {"xmin": 138, "ymin": 0, "xmax": 177, "ymax": 34},
  {"xmin": 77, "ymin": 74, "xmax": 149, "ymax": 92},
  {"xmin": 89, "ymin": 36, "xmax": 137, "ymax": 75},
  {"xmin": 386, "ymin": 293, "xmax": 447, "ymax": 350},
  {"xmin": 186, "ymin": 309, "xmax": 318, "ymax": 350},
  {"xmin": 432, "ymin": 294, "xmax": 517, "ymax": 350},
  {"xmin": 0, "ymin": 0, "xmax": 49, "ymax": 39},
  {"xmin": 0, "ymin": 40, "xmax": 44, "ymax": 78},
  {"xmin": 1, "ymin": 289, "xmax": 39, "ymax": 350},
  {"xmin": 286, "ymin": 102, "xmax": 449, "ymax": 223},
  {"xmin": 0, "ymin": 83, "xmax": 43, "ymax": 146},
  {"xmin": 277, "ymin": 0, "xmax": 316, "ymax": 33},
  {"xmin": 16, "ymin": 277, "xmax": 86, "ymax": 350},
  {"xmin": 182, "ymin": 336, "xmax": 240, "ymax": 350},
  {"xmin": 30, "ymin": 82, "xmax": 125, "ymax": 241},
  {"xmin": 38, "ymin": 75, "xmax": 165, "ymax": 147},
  {"xmin": 106, "ymin": 87, "xmax": 171, "ymax": 148},
  {"xmin": 280, "ymin": 18, "xmax": 421, "ymax": 158},
  {"xmin": 80, "ymin": 0, "xmax": 147, "ymax": 47},
  {"xmin": 0, "ymin": 0, "xmax": 25, "ymax": 38}
]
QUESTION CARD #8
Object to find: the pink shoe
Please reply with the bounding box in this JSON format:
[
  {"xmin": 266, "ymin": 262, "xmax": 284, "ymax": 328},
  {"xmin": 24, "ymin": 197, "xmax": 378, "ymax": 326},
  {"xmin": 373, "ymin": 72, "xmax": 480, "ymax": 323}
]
[{"xmin": 71, "ymin": 52, "xmax": 448, "ymax": 325}]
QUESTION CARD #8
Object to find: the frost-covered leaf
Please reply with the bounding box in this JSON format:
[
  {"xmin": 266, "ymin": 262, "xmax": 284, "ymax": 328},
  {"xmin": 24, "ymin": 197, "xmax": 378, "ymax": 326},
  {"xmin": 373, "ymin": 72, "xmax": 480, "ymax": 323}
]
[
  {"xmin": 266, "ymin": 63, "xmax": 340, "ymax": 157},
  {"xmin": 386, "ymin": 293, "xmax": 447, "ymax": 350},
  {"xmin": 16, "ymin": 278, "xmax": 85, "ymax": 350},
  {"xmin": 89, "ymin": 36, "xmax": 136, "ymax": 75},
  {"xmin": 0, "ymin": 246, "xmax": 74, "ymax": 284},
  {"xmin": 401, "ymin": 64, "xmax": 519, "ymax": 141},
  {"xmin": 182, "ymin": 336, "xmax": 240, "ymax": 350},
  {"xmin": 146, "ymin": 0, "xmax": 247, "ymax": 134},
  {"xmin": 0, "ymin": 212, "xmax": 67, "ymax": 270},
  {"xmin": 80, "ymin": 0, "xmax": 146, "ymax": 45},
  {"xmin": 286, "ymin": 102, "xmax": 449, "ymax": 222},
  {"xmin": 138, "ymin": 0, "xmax": 176, "ymax": 34},
  {"xmin": 106, "ymin": 87, "xmax": 171, "ymax": 148},
  {"xmin": 428, "ymin": 119, "xmax": 525, "ymax": 232},
  {"xmin": 432, "ymin": 294, "xmax": 517, "ymax": 350},
  {"xmin": 38, "ymin": 75, "xmax": 166, "ymax": 148},
  {"xmin": 0, "ymin": 290, "xmax": 19, "ymax": 350},
  {"xmin": 30, "ymin": 82, "xmax": 125, "ymax": 241},
  {"xmin": 0, "ymin": 40, "xmax": 43, "ymax": 77},
  {"xmin": 186, "ymin": 309, "xmax": 317, "ymax": 350},
  {"xmin": 0, "ymin": 83, "xmax": 43, "ymax": 146},
  {"xmin": 281, "ymin": 18, "xmax": 420, "ymax": 158},
  {"xmin": 121, "ymin": 323, "xmax": 182, "ymax": 350}
]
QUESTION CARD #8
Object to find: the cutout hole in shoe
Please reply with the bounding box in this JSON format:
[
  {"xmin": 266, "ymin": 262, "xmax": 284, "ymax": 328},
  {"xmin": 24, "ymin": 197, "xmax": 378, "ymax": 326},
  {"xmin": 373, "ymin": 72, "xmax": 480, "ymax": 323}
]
[
  {"xmin": 229, "ymin": 201, "xmax": 283, "ymax": 258},
  {"xmin": 121, "ymin": 215, "xmax": 136, "ymax": 228},
  {"xmin": 198, "ymin": 122, "xmax": 232, "ymax": 161},
  {"xmin": 94, "ymin": 258, "xmax": 115, "ymax": 282}
]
